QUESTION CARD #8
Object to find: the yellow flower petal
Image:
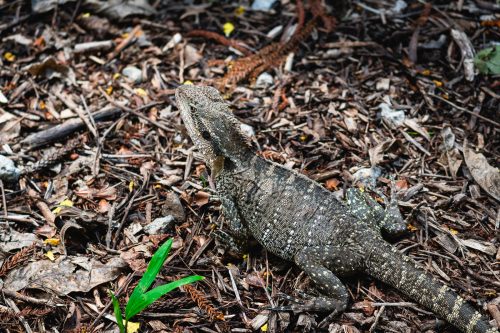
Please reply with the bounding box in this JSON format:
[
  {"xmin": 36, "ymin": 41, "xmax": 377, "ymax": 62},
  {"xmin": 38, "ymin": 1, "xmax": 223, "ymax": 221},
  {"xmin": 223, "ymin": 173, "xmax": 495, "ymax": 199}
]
[
  {"xmin": 261, "ymin": 323, "xmax": 268, "ymax": 332},
  {"xmin": 4, "ymin": 52, "xmax": 15, "ymax": 62},
  {"xmin": 407, "ymin": 224, "xmax": 418, "ymax": 232},
  {"xmin": 45, "ymin": 251, "xmax": 55, "ymax": 261},
  {"xmin": 223, "ymin": 22, "xmax": 235, "ymax": 37},
  {"xmin": 432, "ymin": 80, "xmax": 443, "ymax": 87},
  {"xmin": 235, "ymin": 6, "xmax": 245, "ymax": 16},
  {"xmin": 135, "ymin": 88, "xmax": 148, "ymax": 97},
  {"xmin": 183, "ymin": 80, "xmax": 193, "ymax": 85},
  {"xmin": 106, "ymin": 86, "xmax": 113, "ymax": 95},
  {"xmin": 53, "ymin": 199, "xmax": 73, "ymax": 214},
  {"xmin": 127, "ymin": 321, "xmax": 140, "ymax": 333},
  {"xmin": 44, "ymin": 238, "xmax": 60, "ymax": 246},
  {"xmin": 129, "ymin": 180, "xmax": 134, "ymax": 192},
  {"xmin": 113, "ymin": 73, "xmax": 121, "ymax": 80}
]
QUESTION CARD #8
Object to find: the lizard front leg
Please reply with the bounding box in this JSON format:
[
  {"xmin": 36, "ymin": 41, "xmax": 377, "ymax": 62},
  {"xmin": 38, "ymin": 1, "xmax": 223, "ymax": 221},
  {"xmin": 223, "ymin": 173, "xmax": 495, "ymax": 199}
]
[{"xmin": 213, "ymin": 195, "xmax": 250, "ymax": 254}]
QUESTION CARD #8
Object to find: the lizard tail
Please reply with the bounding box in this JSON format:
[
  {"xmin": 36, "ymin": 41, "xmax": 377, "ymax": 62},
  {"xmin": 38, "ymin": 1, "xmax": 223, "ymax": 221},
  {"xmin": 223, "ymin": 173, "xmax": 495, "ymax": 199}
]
[{"xmin": 365, "ymin": 243, "xmax": 498, "ymax": 333}]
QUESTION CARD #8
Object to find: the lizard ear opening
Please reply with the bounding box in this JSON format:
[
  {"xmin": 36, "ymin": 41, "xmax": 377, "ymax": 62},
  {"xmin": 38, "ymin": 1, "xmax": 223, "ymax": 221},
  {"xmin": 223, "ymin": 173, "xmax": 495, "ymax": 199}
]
[{"xmin": 201, "ymin": 130, "xmax": 211, "ymax": 140}]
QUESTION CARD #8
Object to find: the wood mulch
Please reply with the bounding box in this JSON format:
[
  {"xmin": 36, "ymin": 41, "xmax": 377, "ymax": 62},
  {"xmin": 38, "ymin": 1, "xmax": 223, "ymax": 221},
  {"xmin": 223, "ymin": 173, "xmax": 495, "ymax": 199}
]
[{"xmin": 0, "ymin": 1, "xmax": 498, "ymax": 332}]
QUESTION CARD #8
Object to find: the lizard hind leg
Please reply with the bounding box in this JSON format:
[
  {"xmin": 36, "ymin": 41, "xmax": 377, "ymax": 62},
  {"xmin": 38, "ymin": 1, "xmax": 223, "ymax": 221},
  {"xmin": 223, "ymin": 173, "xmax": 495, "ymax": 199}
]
[{"xmin": 281, "ymin": 246, "xmax": 357, "ymax": 314}]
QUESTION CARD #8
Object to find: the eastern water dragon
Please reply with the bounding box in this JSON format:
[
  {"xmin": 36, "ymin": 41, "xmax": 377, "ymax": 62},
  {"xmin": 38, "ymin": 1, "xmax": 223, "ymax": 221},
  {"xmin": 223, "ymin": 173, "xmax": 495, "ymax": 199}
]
[{"xmin": 175, "ymin": 85, "xmax": 498, "ymax": 333}]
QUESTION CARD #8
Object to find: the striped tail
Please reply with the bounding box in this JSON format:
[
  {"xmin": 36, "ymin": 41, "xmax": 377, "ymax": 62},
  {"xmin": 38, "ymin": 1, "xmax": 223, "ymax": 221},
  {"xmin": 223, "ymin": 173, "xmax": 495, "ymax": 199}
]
[{"xmin": 365, "ymin": 243, "xmax": 498, "ymax": 333}]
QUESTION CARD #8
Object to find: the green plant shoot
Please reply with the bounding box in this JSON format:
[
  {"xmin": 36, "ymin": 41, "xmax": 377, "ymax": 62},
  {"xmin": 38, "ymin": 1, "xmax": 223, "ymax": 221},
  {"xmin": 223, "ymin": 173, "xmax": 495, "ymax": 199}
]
[
  {"xmin": 110, "ymin": 291, "xmax": 126, "ymax": 333},
  {"xmin": 112, "ymin": 238, "xmax": 204, "ymax": 331}
]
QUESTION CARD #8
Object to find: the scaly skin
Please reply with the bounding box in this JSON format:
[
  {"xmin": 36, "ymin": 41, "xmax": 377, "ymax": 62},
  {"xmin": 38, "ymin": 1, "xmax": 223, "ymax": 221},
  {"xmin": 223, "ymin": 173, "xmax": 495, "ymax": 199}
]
[{"xmin": 175, "ymin": 85, "xmax": 498, "ymax": 333}]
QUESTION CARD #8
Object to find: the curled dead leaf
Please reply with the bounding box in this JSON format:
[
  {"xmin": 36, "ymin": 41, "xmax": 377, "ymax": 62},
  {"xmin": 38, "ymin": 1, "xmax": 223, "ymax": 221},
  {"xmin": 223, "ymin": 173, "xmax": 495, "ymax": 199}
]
[
  {"xmin": 463, "ymin": 141, "xmax": 500, "ymax": 201},
  {"xmin": 193, "ymin": 191, "xmax": 210, "ymax": 207}
]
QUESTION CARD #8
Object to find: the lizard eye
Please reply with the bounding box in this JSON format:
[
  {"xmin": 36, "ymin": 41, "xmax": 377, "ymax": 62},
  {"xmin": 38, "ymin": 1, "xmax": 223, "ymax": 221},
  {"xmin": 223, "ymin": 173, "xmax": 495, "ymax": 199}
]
[{"xmin": 201, "ymin": 130, "xmax": 211, "ymax": 140}]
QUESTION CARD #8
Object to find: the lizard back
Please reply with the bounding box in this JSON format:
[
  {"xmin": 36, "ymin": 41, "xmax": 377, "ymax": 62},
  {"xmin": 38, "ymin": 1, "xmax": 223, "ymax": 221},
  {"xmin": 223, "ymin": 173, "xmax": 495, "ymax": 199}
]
[{"xmin": 217, "ymin": 154, "xmax": 374, "ymax": 261}]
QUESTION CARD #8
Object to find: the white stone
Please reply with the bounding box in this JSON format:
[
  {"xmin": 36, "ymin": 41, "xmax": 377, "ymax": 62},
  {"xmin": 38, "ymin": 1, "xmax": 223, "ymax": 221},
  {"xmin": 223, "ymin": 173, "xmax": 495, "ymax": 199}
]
[{"xmin": 122, "ymin": 66, "xmax": 143, "ymax": 84}]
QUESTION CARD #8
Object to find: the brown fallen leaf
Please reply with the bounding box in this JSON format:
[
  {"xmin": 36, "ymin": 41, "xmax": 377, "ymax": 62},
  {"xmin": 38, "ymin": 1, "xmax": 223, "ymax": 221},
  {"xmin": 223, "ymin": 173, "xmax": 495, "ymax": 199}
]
[
  {"xmin": 448, "ymin": 148, "xmax": 463, "ymax": 179},
  {"xmin": 98, "ymin": 199, "xmax": 111, "ymax": 213},
  {"xmin": 463, "ymin": 141, "xmax": 500, "ymax": 201},
  {"xmin": 325, "ymin": 178, "xmax": 340, "ymax": 191},
  {"xmin": 395, "ymin": 178, "xmax": 409, "ymax": 190},
  {"xmin": 360, "ymin": 299, "xmax": 376, "ymax": 316},
  {"xmin": 193, "ymin": 191, "xmax": 210, "ymax": 207},
  {"xmin": 0, "ymin": 230, "xmax": 40, "ymax": 253},
  {"xmin": 26, "ymin": 56, "xmax": 76, "ymax": 85},
  {"xmin": 459, "ymin": 238, "xmax": 497, "ymax": 256},
  {"xmin": 3, "ymin": 256, "xmax": 126, "ymax": 295},
  {"xmin": 184, "ymin": 44, "xmax": 203, "ymax": 68},
  {"xmin": 74, "ymin": 185, "xmax": 117, "ymax": 200},
  {"xmin": 120, "ymin": 248, "xmax": 147, "ymax": 272},
  {"xmin": 368, "ymin": 139, "xmax": 396, "ymax": 166}
]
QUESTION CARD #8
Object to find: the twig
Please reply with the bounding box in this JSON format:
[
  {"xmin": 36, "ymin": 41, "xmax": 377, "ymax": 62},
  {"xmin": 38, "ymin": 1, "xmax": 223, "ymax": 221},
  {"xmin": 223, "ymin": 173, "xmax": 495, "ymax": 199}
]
[
  {"xmin": 429, "ymin": 93, "xmax": 500, "ymax": 128},
  {"xmin": 21, "ymin": 137, "xmax": 83, "ymax": 176},
  {"xmin": 1, "ymin": 288, "xmax": 58, "ymax": 306},
  {"xmin": 74, "ymin": 40, "xmax": 114, "ymax": 54},
  {"xmin": 227, "ymin": 267, "xmax": 246, "ymax": 313},
  {"xmin": 21, "ymin": 107, "xmax": 122, "ymax": 148},
  {"xmin": 0, "ymin": 180, "xmax": 7, "ymax": 218},
  {"xmin": 371, "ymin": 302, "xmax": 416, "ymax": 306},
  {"xmin": 98, "ymin": 89, "xmax": 173, "ymax": 133},
  {"xmin": 112, "ymin": 190, "xmax": 140, "ymax": 249},
  {"xmin": 369, "ymin": 305, "xmax": 386, "ymax": 332},
  {"xmin": 400, "ymin": 129, "xmax": 432, "ymax": 156},
  {"xmin": 26, "ymin": 187, "xmax": 56, "ymax": 227},
  {"xmin": 409, "ymin": 3, "xmax": 432, "ymax": 63},
  {"xmin": 107, "ymin": 25, "xmax": 141, "ymax": 61},
  {"xmin": 5, "ymin": 298, "xmax": 33, "ymax": 333},
  {"xmin": 106, "ymin": 202, "xmax": 117, "ymax": 249}
]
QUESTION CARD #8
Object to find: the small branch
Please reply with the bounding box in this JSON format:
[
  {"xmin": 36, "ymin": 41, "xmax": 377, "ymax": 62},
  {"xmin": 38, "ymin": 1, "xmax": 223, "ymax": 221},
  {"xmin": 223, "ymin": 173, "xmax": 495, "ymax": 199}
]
[
  {"xmin": 21, "ymin": 107, "xmax": 122, "ymax": 148},
  {"xmin": 429, "ymin": 93, "xmax": 500, "ymax": 128}
]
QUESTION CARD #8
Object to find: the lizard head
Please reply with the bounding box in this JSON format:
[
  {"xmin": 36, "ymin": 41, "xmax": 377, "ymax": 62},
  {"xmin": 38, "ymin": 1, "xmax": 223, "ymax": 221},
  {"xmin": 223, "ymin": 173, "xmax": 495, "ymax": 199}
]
[{"xmin": 175, "ymin": 85, "xmax": 252, "ymax": 171}]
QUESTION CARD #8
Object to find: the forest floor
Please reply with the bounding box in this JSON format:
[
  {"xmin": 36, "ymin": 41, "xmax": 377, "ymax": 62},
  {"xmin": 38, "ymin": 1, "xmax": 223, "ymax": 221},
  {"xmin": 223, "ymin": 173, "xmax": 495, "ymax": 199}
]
[{"xmin": 0, "ymin": 1, "xmax": 499, "ymax": 332}]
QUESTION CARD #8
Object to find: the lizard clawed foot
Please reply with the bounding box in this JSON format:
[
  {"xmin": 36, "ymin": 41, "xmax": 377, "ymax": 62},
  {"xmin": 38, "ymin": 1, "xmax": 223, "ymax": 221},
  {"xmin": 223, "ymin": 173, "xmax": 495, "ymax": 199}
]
[
  {"xmin": 211, "ymin": 229, "xmax": 248, "ymax": 254},
  {"xmin": 263, "ymin": 292, "xmax": 304, "ymax": 311}
]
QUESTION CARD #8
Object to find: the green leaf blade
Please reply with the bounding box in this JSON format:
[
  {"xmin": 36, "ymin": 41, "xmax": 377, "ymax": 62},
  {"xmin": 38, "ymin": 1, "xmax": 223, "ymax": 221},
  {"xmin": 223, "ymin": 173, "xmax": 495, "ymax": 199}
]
[
  {"xmin": 109, "ymin": 291, "xmax": 126, "ymax": 333},
  {"xmin": 128, "ymin": 238, "xmax": 173, "ymax": 305},
  {"xmin": 125, "ymin": 275, "xmax": 203, "ymax": 320}
]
